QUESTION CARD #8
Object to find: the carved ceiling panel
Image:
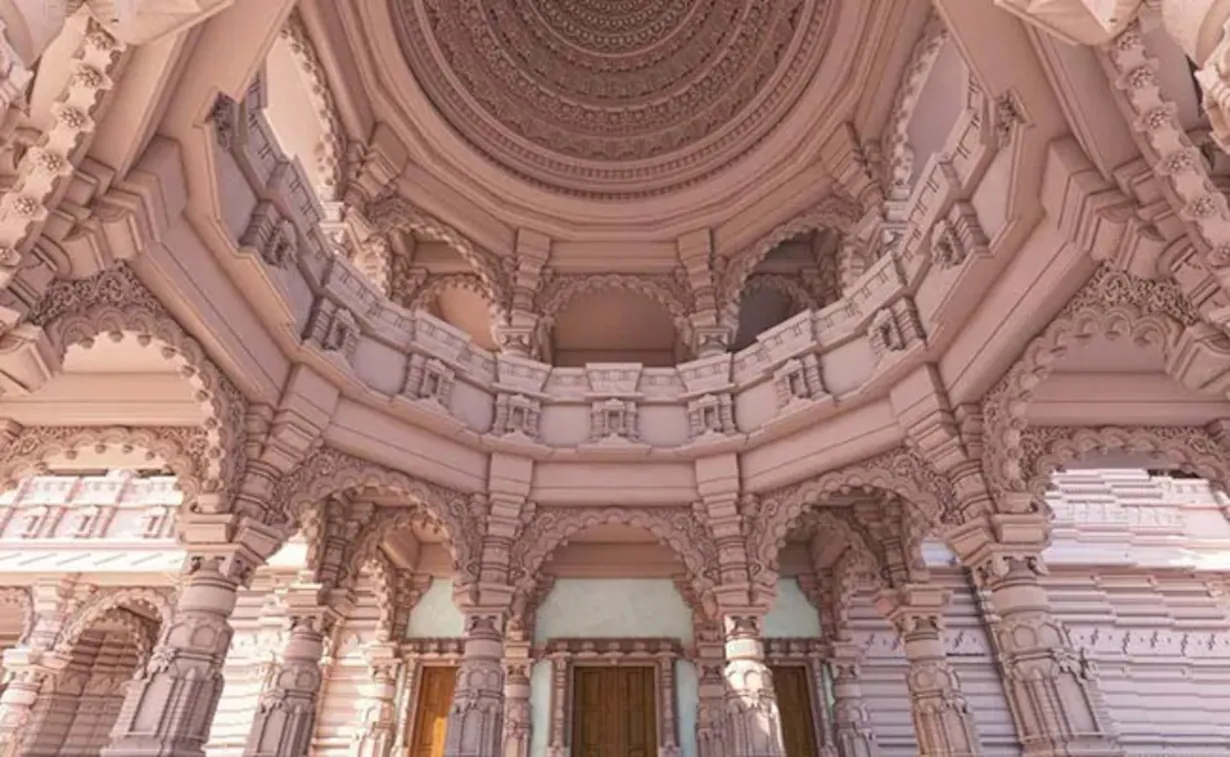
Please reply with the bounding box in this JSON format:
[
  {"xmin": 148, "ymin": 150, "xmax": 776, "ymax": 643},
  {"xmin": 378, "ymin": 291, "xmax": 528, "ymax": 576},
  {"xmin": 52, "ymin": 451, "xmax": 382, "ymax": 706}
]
[{"xmin": 391, "ymin": 0, "xmax": 834, "ymax": 197}]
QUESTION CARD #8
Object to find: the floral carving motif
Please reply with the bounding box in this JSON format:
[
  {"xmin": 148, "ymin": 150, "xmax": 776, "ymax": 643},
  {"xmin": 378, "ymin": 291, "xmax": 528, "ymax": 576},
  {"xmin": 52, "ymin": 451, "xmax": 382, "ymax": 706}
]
[
  {"xmin": 981, "ymin": 265, "xmax": 1199, "ymax": 496},
  {"xmin": 508, "ymin": 506, "xmax": 719, "ymax": 615},
  {"xmin": 24, "ymin": 265, "xmax": 247, "ymax": 509}
]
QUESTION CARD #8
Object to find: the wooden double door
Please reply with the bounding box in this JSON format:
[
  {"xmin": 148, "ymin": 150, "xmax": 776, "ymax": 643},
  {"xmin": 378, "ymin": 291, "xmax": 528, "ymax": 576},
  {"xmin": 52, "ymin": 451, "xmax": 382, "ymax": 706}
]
[
  {"xmin": 771, "ymin": 665, "xmax": 819, "ymax": 757},
  {"xmin": 410, "ymin": 665, "xmax": 457, "ymax": 757},
  {"xmin": 571, "ymin": 665, "xmax": 658, "ymax": 757}
]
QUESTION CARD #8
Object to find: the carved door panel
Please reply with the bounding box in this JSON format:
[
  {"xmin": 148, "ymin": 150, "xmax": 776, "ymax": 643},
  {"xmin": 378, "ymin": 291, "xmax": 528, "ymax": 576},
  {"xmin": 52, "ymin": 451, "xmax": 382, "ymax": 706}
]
[
  {"xmin": 771, "ymin": 665, "xmax": 818, "ymax": 757},
  {"xmin": 571, "ymin": 666, "xmax": 657, "ymax": 757},
  {"xmin": 410, "ymin": 665, "xmax": 457, "ymax": 757}
]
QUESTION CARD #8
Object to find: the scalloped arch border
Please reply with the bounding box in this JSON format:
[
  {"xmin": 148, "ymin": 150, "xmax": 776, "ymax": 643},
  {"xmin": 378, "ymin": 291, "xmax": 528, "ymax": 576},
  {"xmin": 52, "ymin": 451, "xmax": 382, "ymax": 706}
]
[
  {"xmin": 750, "ymin": 447, "xmax": 952, "ymax": 584},
  {"xmin": 28, "ymin": 265, "xmax": 247, "ymax": 509},
  {"xmin": 0, "ymin": 425, "xmax": 209, "ymax": 506},
  {"xmin": 981, "ymin": 266, "xmax": 1202, "ymax": 496},
  {"xmin": 53, "ymin": 587, "xmax": 173, "ymax": 659},
  {"xmin": 509, "ymin": 505, "xmax": 720, "ymax": 616}
]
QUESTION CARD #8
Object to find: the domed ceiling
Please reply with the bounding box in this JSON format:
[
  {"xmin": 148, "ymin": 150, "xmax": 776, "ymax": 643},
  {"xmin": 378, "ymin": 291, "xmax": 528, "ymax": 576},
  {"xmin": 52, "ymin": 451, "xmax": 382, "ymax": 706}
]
[{"xmin": 391, "ymin": 0, "xmax": 833, "ymax": 198}]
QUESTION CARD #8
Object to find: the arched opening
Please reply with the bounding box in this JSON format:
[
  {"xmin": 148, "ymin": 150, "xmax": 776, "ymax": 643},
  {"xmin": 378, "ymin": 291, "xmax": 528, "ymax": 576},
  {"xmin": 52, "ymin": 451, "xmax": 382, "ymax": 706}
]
[
  {"xmin": 23, "ymin": 605, "xmax": 160, "ymax": 757},
  {"xmin": 731, "ymin": 230, "xmax": 836, "ymax": 351},
  {"xmin": 509, "ymin": 514, "xmax": 706, "ymax": 757},
  {"xmin": 549, "ymin": 289, "xmax": 682, "ymax": 367}
]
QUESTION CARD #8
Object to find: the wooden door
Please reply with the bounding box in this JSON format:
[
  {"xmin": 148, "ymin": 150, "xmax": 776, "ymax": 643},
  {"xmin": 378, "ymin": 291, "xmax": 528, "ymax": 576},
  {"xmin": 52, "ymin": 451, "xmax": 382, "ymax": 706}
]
[
  {"xmin": 571, "ymin": 665, "xmax": 657, "ymax": 757},
  {"xmin": 771, "ymin": 665, "xmax": 818, "ymax": 757},
  {"xmin": 410, "ymin": 665, "xmax": 457, "ymax": 757}
]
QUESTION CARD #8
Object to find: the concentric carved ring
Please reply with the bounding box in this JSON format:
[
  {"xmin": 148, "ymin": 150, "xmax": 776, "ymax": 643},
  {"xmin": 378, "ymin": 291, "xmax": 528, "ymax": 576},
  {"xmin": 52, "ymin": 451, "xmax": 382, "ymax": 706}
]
[{"xmin": 393, "ymin": 0, "xmax": 833, "ymax": 197}]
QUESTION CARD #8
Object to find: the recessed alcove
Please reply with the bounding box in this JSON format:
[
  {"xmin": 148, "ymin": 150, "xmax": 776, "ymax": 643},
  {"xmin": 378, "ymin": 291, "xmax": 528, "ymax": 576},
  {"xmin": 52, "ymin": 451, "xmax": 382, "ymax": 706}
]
[{"xmin": 550, "ymin": 289, "xmax": 682, "ymax": 367}]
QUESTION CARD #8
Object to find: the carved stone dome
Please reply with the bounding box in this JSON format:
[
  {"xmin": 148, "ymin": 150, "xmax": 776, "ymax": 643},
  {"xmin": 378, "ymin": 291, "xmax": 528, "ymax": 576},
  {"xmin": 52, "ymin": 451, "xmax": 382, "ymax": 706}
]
[{"xmin": 392, "ymin": 0, "xmax": 833, "ymax": 197}]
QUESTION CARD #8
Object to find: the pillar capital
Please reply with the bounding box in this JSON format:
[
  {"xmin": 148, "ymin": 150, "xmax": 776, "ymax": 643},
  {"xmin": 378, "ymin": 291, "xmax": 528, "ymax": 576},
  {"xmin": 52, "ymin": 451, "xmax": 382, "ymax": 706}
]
[{"xmin": 875, "ymin": 584, "xmax": 952, "ymax": 636}]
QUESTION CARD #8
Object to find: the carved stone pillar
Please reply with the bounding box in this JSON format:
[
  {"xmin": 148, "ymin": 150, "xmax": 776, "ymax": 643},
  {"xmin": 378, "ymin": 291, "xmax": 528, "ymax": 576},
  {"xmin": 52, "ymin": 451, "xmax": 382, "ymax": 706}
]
[
  {"xmin": 500, "ymin": 641, "xmax": 531, "ymax": 757},
  {"xmin": 443, "ymin": 611, "xmax": 505, "ymax": 757},
  {"xmin": 721, "ymin": 613, "xmax": 785, "ymax": 757},
  {"xmin": 947, "ymin": 514, "xmax": 1120, "ymax": 756},
  {"xmin": 876, "ymin": 586, "xmax": 981, "ymax": 757},
  {"xmin": 827, "ymin": 641, "xmax": 878, "ymax": 757},
  {"xmin": 244, "ymin": 584, "xmax": 337, "ymax": 757},
  {"xmin": 0, "ymin": 648, "xmax": 66, "ymax": 757},
  {"xmin": 102, "ymin": 539, "xmax": 270, "ymax": 757},
  {"xmin": 351, "ymin": 642, "xmax": 400, "ymax": 757},
  {"xmin": 693, "ymin": 618, "xmax": 727, "ymax": 757}
]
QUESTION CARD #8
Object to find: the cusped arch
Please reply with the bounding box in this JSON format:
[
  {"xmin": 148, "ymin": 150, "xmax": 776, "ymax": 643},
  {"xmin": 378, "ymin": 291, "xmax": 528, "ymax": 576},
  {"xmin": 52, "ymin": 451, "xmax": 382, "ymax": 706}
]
[
  {"xmin": 881, "ymin": 12, "xmax": 950, "ymax": 200},
  {"xmin": 1020, "ymin": 425, "xmax": 1230, "ymax": 503},
  {"xmin": 796, "ymin": 509, "xmax": 885, "ymax": 591},
  {"xmin": 53, "ymin": 587, "xmax": 174, "ymax": 658},
  {"xmin": 404, "ymin": 273, "xmax": 494, "ymax": 312},
  {"xmin": 274, "ymin": 447, "xmax": 483, "ymax": 583},
  {"xmin": 538, "ymin": 273, "xmax": 693, "ymax": 333},
  {"xmin": 366, "ymin": 194, "xmax": 511, "ymax": 316},
  {"xmin": 0, "ymin": 425, "xmax": 210, "ymax": 506},
  {"xmin": 750, "ymin": 447, "xmax": 953, "ymax": 586},
  {"xmin": 982, "ymin": 267, "xmax": 1202, "ymax": 495},
  {"xmin": 717, "ymin": 193, "xmax": 863, "ymax": 325},
  {"xmin": 509, "ymin": 506, "xmax": 720, "ymax": 615},
  {"xmin": 27, "ymin": 266, "xmax": 247, "ymax": 510}
]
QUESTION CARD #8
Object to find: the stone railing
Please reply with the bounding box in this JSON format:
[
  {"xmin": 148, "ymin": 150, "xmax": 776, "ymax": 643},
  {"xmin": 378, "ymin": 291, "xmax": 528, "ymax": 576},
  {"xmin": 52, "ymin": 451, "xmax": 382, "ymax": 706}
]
[
  {"xmin": 207, "ymin": 55, "xmax": 1005, "ymax": 454},
  {"xmin": 0, "ymin": 473, "xmax": 180, "ymax": 542}
]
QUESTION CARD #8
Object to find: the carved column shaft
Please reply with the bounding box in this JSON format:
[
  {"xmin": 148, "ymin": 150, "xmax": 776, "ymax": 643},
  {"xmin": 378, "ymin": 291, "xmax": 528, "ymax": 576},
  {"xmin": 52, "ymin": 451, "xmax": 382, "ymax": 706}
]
[
  {"xmin": 443, "ymin": 611, "xmax": 505, "ymax": 757},
  {"xmin": 102, "ymin": 553, "xmax": 248, "ymax": 757},
  {"xmin": 243, "ymin": 599, "xmax": 331, "ymax": 757},
  {"xmin": 351, "ymin": 643, "xmax": 401, "ymax": 757},
  {"xmin": 878, "ymin": 587, "xmax": 981, "ymax": 757},
  {"xmin": 722, "ymin": 614, "xmax": 785, "ymax": 757},
  {"xmin": 827, "ymin": 642, "xmax": 879, "ymax": 757},
  {"xmin": 500, "ymin": 642, "xmax": 532, "ymax": 757},
  {"xmin": 975, "ymin": 556, "xmax": 1121, "ymax": 757}
]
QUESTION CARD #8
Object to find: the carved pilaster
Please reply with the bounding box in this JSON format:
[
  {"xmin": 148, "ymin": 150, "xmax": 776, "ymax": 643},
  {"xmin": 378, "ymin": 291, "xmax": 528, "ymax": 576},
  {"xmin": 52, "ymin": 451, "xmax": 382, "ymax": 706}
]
[
  {"xmin": 102, "ymin": 550, "xmax": 257, "ymax": 757},
  {"xmin": 443, "ymin": 611, "xmax": 506, "ymax": 757},
  {"xmin": 500, "ymin": 641, "xmax": 532, "ymax": 757},
  {"xmin": 876, "ymin": 586, "xmax": 981, "ymax": 756},
  {"xmin": 722, "ymin": 613, "xmax": 785, "ymax": 757},
  {"xmin": 352, "ymin": 642, "xmax": 401, "ymax": 757}
]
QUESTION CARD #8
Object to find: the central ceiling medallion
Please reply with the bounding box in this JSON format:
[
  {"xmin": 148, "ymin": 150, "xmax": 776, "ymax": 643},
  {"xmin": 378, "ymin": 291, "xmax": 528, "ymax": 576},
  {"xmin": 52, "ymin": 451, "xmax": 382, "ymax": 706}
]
[{"xmin": 393, "ymin": 0, "xmax": 833, "ymax": 198}]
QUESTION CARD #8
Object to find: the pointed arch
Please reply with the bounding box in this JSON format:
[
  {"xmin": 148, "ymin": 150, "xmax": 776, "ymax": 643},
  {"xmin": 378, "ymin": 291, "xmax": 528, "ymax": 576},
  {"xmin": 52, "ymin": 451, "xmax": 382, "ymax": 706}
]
[{"xmin": 26, "ymin": 265, "xmax": 248, "ymax": 511}]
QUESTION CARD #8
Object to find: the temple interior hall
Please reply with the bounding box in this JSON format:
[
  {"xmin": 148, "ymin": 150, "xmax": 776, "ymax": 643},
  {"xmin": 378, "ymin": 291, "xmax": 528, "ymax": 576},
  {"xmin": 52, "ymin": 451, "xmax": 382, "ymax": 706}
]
[{"xmin": 2, "ymin": 1, "xmax": 1230, "ymax": 757}]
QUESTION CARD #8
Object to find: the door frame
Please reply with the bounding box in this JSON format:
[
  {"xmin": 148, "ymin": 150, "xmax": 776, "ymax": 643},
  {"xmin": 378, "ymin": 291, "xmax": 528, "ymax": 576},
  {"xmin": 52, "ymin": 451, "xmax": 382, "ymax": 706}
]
[
  {"xmin": 398, "ymin": 638, "xmax": 465, "ymax": 752},
  {"xmin": 764, "ymin": 638, "xmax": 836, "ymax": 754},
  {"xmin": 540, "ymin": 637, "xmax": 682, "ymax": 757}
]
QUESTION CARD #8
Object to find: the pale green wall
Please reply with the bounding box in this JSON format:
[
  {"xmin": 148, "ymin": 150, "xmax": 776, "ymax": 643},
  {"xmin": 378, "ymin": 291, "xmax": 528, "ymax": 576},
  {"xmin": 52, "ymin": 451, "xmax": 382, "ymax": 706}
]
[
  {"xmin": 405, "ymin": 578, "xmax": 465, "ymax": 638},
  {"xmin": 529, "ymin": 578, "xmax": 698, "ymax": 757},
  {"xmin": 763, "ymin": 577, "xmax": 823, "ymax": 637}
]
